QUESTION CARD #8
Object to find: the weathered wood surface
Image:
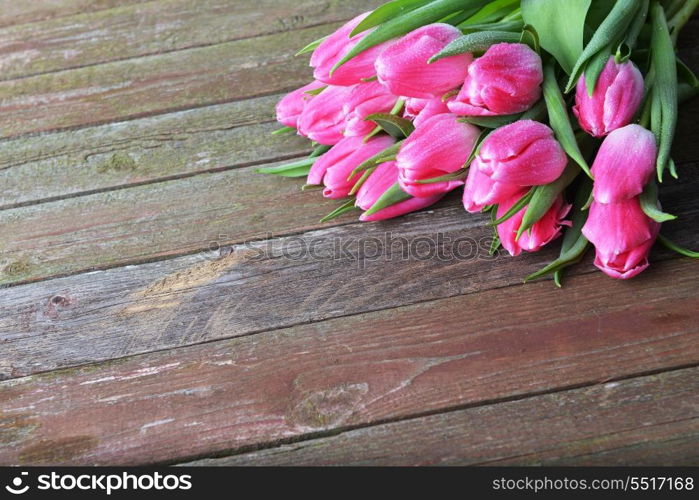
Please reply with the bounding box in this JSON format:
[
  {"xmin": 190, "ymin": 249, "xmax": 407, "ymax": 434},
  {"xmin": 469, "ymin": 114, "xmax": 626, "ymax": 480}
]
[
  {"xmin": 189, "ymin": 367, "xmax": 699, "ymax": 466},
  {"xmin": 0, "ymin": 0, "xmax": 379, "ymax": 81},
  {"xmin": 0, "ymin": 1, "xmax": 697, "ymax": 467},
  {"xmin": 2, "ymin": 181, "xmax": 698, "ymax": 379},
  {"xmin": 0, "ymin": 93, "xmax": 310, "ymax": 209},
  {"xmin": 1, "ymin": 158, "xmax": 697, "ymax": 288},
  {"xmin": 0, "ymin": 22, "xmax": 331, "ymax": 138},
  {"xmin": 0, "ymin": 0, "xmax": 150, "ymax": 28},
  {"xmin": 1, "ymin": 257, "xmax": 698, "ymax": 465}
]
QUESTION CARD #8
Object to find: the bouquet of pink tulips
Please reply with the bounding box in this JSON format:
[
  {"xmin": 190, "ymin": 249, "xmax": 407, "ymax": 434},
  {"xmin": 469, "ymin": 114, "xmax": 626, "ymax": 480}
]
[{"xmin": 260, "ymin": 0, "xmax": 699, "ymax": 283}]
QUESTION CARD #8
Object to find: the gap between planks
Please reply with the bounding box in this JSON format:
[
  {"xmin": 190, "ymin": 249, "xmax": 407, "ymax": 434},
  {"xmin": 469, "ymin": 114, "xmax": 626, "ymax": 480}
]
[
  {"xmin": 0, "ymin": 0, "xmax": 381, "ymax": 82},
  {"xmin": 182, "ymin": 364, "xmax": 699, "ymax": 466},
  {"xmin": 2, "ymin": 257, "xmax": 698, "ymax": 465}
]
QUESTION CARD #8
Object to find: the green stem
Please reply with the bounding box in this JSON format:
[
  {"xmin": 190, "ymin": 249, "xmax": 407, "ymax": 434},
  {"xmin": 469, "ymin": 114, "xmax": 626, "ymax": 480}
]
[
  {"xmin": 658, "ymin": 234, "xmax": 699, "ymax": 258},
  {"xmin": 669, "ymin": 0, "xmax": 699, "ymax": 43}
]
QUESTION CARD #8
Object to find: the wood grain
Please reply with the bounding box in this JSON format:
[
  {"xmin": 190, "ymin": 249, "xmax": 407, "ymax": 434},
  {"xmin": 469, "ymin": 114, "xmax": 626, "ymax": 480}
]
[
  {"xmin": 1, "ymin": 98, "xmax": 697, "ymax": 211},
  {"xmin": 188, "ymin": 367, "xmax": 699, "ymax": 466},
  {"xmin": 1, "ymin": 257, "xmax": 698, "ymax": 465},
  {"xmin": 2, "ymin": 174, "xmax": 698, "ymax": 378},
  {"xmin": 0, "ymin": 0, "xmax": 149, "ymax": 29},
  {"xmin": 0, "ymin": 93, "xmax": 310, "ymax": 208},
  {"xmin": 0, "ymin": 0, "xmax": 380, "ymax": 81},
  {"xmin": 0, "ymin": 22, "xmax": 332, "ymax": 138},
  {"xmin": 1, "ymin": 152, "xmax": 697, "ymax": 287}
]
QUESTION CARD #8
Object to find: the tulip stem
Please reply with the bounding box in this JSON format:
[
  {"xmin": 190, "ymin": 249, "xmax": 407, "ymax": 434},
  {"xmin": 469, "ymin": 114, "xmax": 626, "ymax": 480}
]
[
  {"xmin": 271, "ymin": 126, "xmax": 296, "ymax": 136},
  {"xmin": 668, "ymin": 0, "xmax": 699, "ymax": 43},
  {"xmin": 658, "ymin": 234, "xmax": 699, "ymax": 258}
]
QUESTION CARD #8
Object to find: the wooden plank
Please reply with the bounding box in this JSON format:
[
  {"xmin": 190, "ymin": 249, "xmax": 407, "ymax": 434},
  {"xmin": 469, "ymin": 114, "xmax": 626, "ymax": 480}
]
[
  {"xmin": 0, "ymin": 0, "xmax": 381, "ymax": 81},
  {"xmin": 0, "ymin": 93, "xmax": 310, "ymax": 208},
  {"xmin": 1, "ymin": 145, "xmax": 697, "ymax": 288},
  {"xmin": 188, "ymin": 367, "xmax": 699, "ymax": 466},
  {"xmin": 0, "ymin": 0, "xmax": 149, "ymax": 29},
  {"xmin": 0, "ymin": 22, "xmax": 332, "ymax": 138},
  {"xmin": 1, "ymin": 257, "xmax": 698, "ymax": 465},
  {"xmin": 1, "ymin": 173, "xmax": 698, "ymax": 377},
  {"xmin": 2, "ymin": 98, "xmax": 698, "ymax": 211}
]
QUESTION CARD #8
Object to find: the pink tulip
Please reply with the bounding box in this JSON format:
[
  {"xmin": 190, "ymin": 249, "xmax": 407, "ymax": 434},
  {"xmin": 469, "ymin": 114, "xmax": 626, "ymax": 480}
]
[
  {"xmin": 356, "ymin": 161, "xmax": 444, "ymax": 221},
  {"xmin": 375, "ymin": 23, "xmax": 471, "ymax": 99},
  {"xmin": 297, "ymin": 85, "xmax": 352, "ymax": 145},
  {"xmin": 475, "ymin": 120, "xmax": 567, "ymax": 186},
  {"xmin": 496, "ymin": 192, "xmax": 571, "ymax": 256},
  {"xmin": 275, "ymin": 81, "xmax": 324, "ymax": 128},
  {"xmin": 462, "ymin": 158, "xmax": 522, "ymax": 213},
  {"xmin": 573, "ymin": 57, "xmax": 644, "ymax": 137},
  {"xmin": 311, "ymin": 13, "xmax": 386, "ymax": 86},
  {"xmin": 591, "ymin": 124, "xmax": 657, "ymax": 203},
  {"xmin": 582, "ymin": 198, "xmax": 660, "ymax": 279},
  {"xmin": 448, "ymin": 43, "xmax": 543, "ymax": 116},
  {"xmin": 343, "ymin": 81, "xmax": 398, "ymax": 137},
  {"xmin": 396, "ymin": 113, "xmax": 480, "ymax": 198},
  {"xmin": 307, "ymin": 135, "xmax": 395, "ymax": 198},
  {"xmin": 403, "ymin": 97, "xmax": 451, "ymax": 128}
]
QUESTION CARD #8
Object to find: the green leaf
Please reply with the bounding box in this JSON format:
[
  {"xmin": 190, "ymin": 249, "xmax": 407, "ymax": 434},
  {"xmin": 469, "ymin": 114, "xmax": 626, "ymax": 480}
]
[
  {"xmin": 584, "ymin": 45, "xmax": 611, "ymax": 96},
  {"xmin": 542, "ymin": 63, "xmax": 592, "ymax": 177},
  {"xmin": 489, "ymin": 189, "xmax": 535, "ymax": 226},
  {"xmin": 623, "ymin": 0, "xmax": 649, "ymax": 50},
  {"xmin": 565, "ymin": 0, "xmax": 638, "ymax": 91},
  {"xmin": 525, "ymin": 178, "xmax": 592, "ymax": 284},
  {"xmin": 349, "ymin": 141, "xmax": 403, "ymax": 179},
  {"xmin": 657, "ymin": 235, "xmax": 699, "ymax": 258},
  {"xmin": 256, "ymin": 157, "xmax": 315, "ymax": 178},
  {"xmin": 429, "ymin": 31, "xmax": 523, "ymax": 62},
  {"xmin": 363, "ymin": 182, "xmax": 412, "ymax": 218},
  {"xmin": 412, "ymin": 169, "xmax": 468, "ymax": 184},
  {"xmin": 517, "ymin": 162, "xmax": 580, "ymax": 239},
  {"xmin": 332, "ymin": 0, "xmax": 489, "ymax": 74},
  {"xmin": 459, "ymin": 0, "xmax": 519, "ymax": 25},
  {"xmin": 296, "ymin": 35, "xmax": 328, "ymax": 56},
  {"xmin": 460, "ymin": 20, "xmax": 524, "ymax": 33},
  {"xmin": 320, "ymin": 199, "xmax": 358, "ymax": 223},
  {"xmin": 639, "ymin": 179, "xmax": 677, "ymax": 222},
  {"xmin": 348, "ymin": 166, "xmax": 377, "ymax": 196},
  {"xmin": 304, "ymin": 86, "xmax": 327, "ymax": 96},
  {"xmin": 522, "ymin": 0, "xmax": 591, "ymax": 74},
  {"xmin": 460, "ymin": 99, "xmax": 546, "ymax": 129},
  {"xmin": 650, "ymin": 2, "xmax": 678, "ymax": 181},
  {"xmin": 364, "ymin": 113, "xmax": 415, "ymax": 139},
  {"xmin": 349, "ymin": 0, "xmax": 432, "ymax": 37},
  {"xmin": 309, "ymin": 144, "xmax": 331, "ymax": 158}
]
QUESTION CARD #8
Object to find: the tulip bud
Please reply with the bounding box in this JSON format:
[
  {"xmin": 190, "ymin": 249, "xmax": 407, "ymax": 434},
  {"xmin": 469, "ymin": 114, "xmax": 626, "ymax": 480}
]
[
  {"xmin": 396, "ymin": 113, "xmax": 480, "ymax": 198},
  {"xmin": 475, "ymin": 120, "xmax": 567, "ymax": 186},
  {"xmin": 375, "ymin": 23, "xmax": 471, "ymax": 99},
  {"xmin": 356, "ymin": 161, "xmax": 444, "ymax": 221},
  {"xmin": 307, "ymin": 135, "xmax": 395, "ymax": 198},
  {"xmin": 591, "ymin": 124, "xmax": 657, "ymax": 203},
  {"xmin": 342, "ymin": 81, "xmax": 398, "ymax": 137},
  {"xmin": 403, "ymin": 97, "xmax": 451, "ymax": 128},
  {"xmin": 275, "ymin": 81, "xmax": 324, "ymax": 128},
  {"xmin": 496, "ymin": 192, "xmax": 571, "ymax": 256},
  {"xmin": 311, "ymin": 13, "xmax": 387, "ymax": 86},
  {"xmin": 582, "ymin": 198, "xmax": 660, "ymax": 279},
  {"xmin": 448, "ymin": 43, "xmax": 543, "ymax": 116},
  {"xmin": 462, "ymin": 158, "xmax": 522, "ymax": 213},
  {"xmin": 573, "ymin": 57, "xmax": 644, "ymax": 137},
  {"xmin": 297, "ymin": 85, "xmax": 353, "ymax": 145}
]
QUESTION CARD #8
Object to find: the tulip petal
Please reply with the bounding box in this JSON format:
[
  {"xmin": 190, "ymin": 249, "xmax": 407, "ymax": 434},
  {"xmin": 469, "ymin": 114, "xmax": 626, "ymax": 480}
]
[{"xmin": 591, "ymin": 124, "xmax": 657, "ymax": 203}]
